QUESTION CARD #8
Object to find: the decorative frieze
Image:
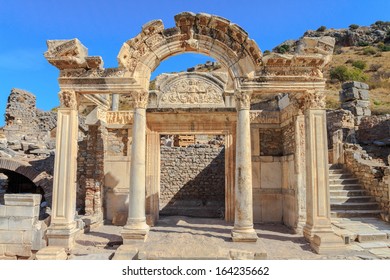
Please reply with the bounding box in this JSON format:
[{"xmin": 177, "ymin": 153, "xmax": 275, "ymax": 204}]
[
  {"xmin": 132, "ymin": 90, "xmax": 149, "ymax": 109},
  {"xmin": 106, "ymin": 111, "xmax": 133, "ymax": 124},
  {"xmin": 249, "ymin": 111, "xmax": 280, "ymax": 124}
]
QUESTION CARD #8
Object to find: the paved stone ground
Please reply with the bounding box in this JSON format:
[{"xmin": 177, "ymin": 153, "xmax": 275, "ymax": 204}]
[{"xmin": 69, "ymin": 216, "xmax": 390, "ymax": 260}]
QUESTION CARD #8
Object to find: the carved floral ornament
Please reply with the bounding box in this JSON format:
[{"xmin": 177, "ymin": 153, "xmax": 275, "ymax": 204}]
[
  {"xmin": 132, "ymin": 90, "xmax": 149, "ymax": 109},
  {"xmin": 234, "ymin": 91, "xmax": 252, "ymax": 110},
  {"xmin": 295, "ymin": 91, "xmax": 326, "ymax": 111},
  {"xmin": 58, "ymin": 90, "xmax": 78, "ymax": 110}
]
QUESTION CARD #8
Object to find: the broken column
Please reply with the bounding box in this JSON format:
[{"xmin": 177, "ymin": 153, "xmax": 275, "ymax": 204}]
[{"xmin": 340, "ymin": 81, "xmax": 371, "ymax": 125}]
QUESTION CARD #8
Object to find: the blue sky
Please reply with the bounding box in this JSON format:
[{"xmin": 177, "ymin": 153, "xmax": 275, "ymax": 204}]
[{"xmin": 0, "ymin": 0, "xmax": 389, "ymax": 126}]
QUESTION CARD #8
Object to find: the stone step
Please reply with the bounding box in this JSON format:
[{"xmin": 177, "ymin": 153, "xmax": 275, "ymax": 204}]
[
  {"xmin": 329, "ymin": 184, "xmax": 364, "ymax": 190},
  {"xmin": 328, "ymin": 173, "xmax": 354, "ymax": 179},
  {"xmin": 330, "ymin": 190, "xmax": 369, "ymax": 196},
  {"xmin": 329, "ymin": 178, "xmax": 360, "ymax": 185},
  {"xmin": 331, "ymin": 202, "xmax": 380, "ymax": 211},
  {"xmin": 328, "ymin": 169, "xmax": 345, "ymax": 175},
  {"xmin": 331, "ymin": 210, "xmax": 382, "ymax": 218},
  {"xmin": 330, "ymin": 196, "xmax": 375, "ymax": 203}
]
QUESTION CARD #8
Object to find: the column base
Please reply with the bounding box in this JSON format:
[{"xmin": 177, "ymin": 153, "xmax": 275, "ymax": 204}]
[
  {"xmin": 46, "ymin": 223, "xmax": 80, "ymax": 250},
  {"xmin": 121, "ymin": 223, "xmax": 150, "ymax": 243},
  {"xmin": 303, "ymin": 223, "xmax": 333, "ymax": 241},
  {"xmin": 310, "ymin": 233, "xmax": 346, "ymax": 254},
  {"xmin": 35, "ymin": 246, "xmax": 68, "ymax": 260},
  {"xmin": 231, "ymin": 228, "xmax": 258, "ymax": 242}
]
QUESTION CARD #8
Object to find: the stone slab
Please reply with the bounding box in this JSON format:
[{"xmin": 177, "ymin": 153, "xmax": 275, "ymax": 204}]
[
  {"xmin": 69, "ymin": 252, "xmax": 114, "ymax": 260},
  {"xmin": 112, "ymin": 245, "xmax": 139, "ymax": 260},
  {"xmin": 357, "ymin": 233, "xmax": 387, "ymax": 242},
  {"xmin": 311, "ymin": 233, "xmax": 346, "ymax": 254},
  {"xmin": 4, "ymin": 194, "xmax": 41, "ymax": 207},
  {"xmin": 357, "ymin": 242, "xmax": 389, "ymax": 249},
  {"xmin": 368, "ymin": 248, "xmax": 390, "ymax": 259},
  {"xmin": 36, "ymin": 247, "xmax": 68, "ymax": 260}
]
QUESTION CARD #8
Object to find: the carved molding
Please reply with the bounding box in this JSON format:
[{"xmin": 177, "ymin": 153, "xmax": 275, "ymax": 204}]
[
  {"xmin": 249, "ymin": 111, "xmax": 280, "ymax": 124},
  {"xmin": 132, "ymin": 90, "xmax": 149, "ymax": 109},
  {"xmin": 106, "ymin": 111, "xmax": 134, "ymax": 124},
  {"xmin": 235, "ymin": 91, "xmax": 251, "ymax": 110},
  {"xmin": 58, "ymin": 90, "xmax": 78, "ymax": 110}
]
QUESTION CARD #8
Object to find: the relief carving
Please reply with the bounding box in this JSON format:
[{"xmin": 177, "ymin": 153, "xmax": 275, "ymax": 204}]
[
  {"xmin": 300, "ymin": 90, "xmax": 326, "ymax": 110},
  {"xmin": 106, "ymin": 111, "xmax": 134, "ymax": 124},
  {"xmin": 157, "ymin": 73, "xmax": 225, "ymax": 108},
  {"xmin": 58, "ymin": 90, "xmax": 78, "ymax": 110},
  {"xmin": 250, "ymin": 111, "xmax": 280, "ymax": 124}
]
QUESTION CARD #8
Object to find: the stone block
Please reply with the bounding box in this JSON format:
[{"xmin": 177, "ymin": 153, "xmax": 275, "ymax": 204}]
[
  {"xmin": 112, "ymin": 245, "xmax": 139, "ymax": 260},
  {"xmin": 0, "ymin": 231, "xmax": 24, "ymax": 244},
  {"xmin": 36, "ymin": 247, "xmax": 67, "ymax": 260},
  {"xmin": 260, "ymin": 162, "xmax": 282, "ymax": 189},
  {"xmin": 0, "ymin": 244, "xmax": 5, "ymax": 255},
  {"xmin": 8, "ymin": 217, "xmax": 36, "ymax": 230},
  {"xmin": 340, "ymin": 87, "xmax": 359, "ymax": 102},
  {"xmin": 357, "ymin": 233, "xmax": 387, "ymax": 242},
  {"xmin": 261, "ymin": 194, "xmax": 283, "ymax": 222},
  {"xmin": 356, "ymin": 100, "xmax": 370, "ymax": 108},
  {"xmin": 4, "ymin": 194, "xmax": 41, "ymax": 207},
  {"xmin": 229, "ymin": 249, "xmax": 254, "ymax": 260},
  {"xmin": 0, "ymin": 206, "xmax": 5, "ymax": 217},
  {"xmin": 0, "ymin": 216, "xmax": 9, "ymax": 230},
  {"xmin": 6, "ymin": 205, "xmax": 39, "ymax": 218},
  {"xmin": 310, "ymin": 233, "xmax": 346, "ymax": 254},
  {"xmin": 342, "ymin": 81, "xmax": 366, "ymax": 90},
  {"xmin": 359, "ymin": 89, "xmax": 370, "ymax": 100}
]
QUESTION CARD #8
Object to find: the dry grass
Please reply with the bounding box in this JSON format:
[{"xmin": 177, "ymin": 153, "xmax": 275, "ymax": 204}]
[{"xmin": 325, "ymin": 46, "xmax": 390, "ymax": 114}]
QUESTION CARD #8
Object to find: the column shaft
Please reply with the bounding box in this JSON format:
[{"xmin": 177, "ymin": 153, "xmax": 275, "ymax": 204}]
[
  {"xmin": 231, "ymin": 94, "xmax": 257, "ymax": 242},
  {"xmin": 111, "ymin": 94, "xmax": 119, "ymax": 111},
  {"xmin": 46, "ymin": 108, "xmax": 79, "ymax": 249},
  {"xmin": 121, "ymin": 107, "xmax": 149, "ymax": 242}
]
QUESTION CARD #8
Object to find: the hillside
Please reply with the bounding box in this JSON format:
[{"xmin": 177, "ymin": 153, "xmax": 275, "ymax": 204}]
[{"xmin": 273, "ymin": 21, "xmax": 390, "ymax": 114}]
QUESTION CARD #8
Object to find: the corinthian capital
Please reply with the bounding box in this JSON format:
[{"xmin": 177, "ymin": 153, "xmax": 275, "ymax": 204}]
[
  {"xmin": 58, "ymin": 90, "xmax": 78, "ymax": 110},
  {"xmin": 235, "ymin": 90, "xmax": 251, "ymax": 110},
  {"xmin": 295, "ymin": 90, "xmax": 326, "ymax": 111},
  {"xmin": 132, "ymin": 90, "xmax": 149, "ymax": 109}
]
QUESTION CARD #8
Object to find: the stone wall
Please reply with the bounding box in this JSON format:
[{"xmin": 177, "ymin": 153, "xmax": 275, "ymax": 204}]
[
  {"xmin": 326, "ymin": 109, "xmax": 355, "ymax": 148},
  {"xmin": 0, "ymin": 194, "xmax": 47, "ymax": 259},
  {"xmin": 282, "ymin": 121, "xmax": 295, "ymax": 155},
  {"xmin": 160, "ymin": 145, "xmax": 225, "ymax": 218},
  {"xmin": 344, "ymin": 145, "xmax": 390, "ymax": 222},
  {"xmin": 340, "ymin": 81, "xmax": 371, "ymax": 125},
  {"xmin": 260, "ymin": 128, "xmax": 283, "ymax": 156},
  {"xmin": 77, "ymin": 124, "xmax": 106, "ymax": 217}
]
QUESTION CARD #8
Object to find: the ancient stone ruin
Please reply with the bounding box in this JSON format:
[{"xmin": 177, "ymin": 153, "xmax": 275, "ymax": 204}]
[{"xmin": 0, "ymin": 12, "xmax": 389, "ymax": 260}]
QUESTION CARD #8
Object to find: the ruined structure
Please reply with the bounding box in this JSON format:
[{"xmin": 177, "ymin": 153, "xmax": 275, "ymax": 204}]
[{"xmin": 36, "ymin": 11, "xmax": 349, "ymax": 256}]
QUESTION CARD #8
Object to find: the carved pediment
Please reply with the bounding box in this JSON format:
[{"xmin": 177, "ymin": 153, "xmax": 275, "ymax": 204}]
[{"xmin": 154, "ymin": 72, "xmax": 227, "ymax": 108}]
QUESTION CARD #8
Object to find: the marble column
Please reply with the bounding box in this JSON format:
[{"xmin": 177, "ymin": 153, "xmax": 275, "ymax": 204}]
[
  {"xmin": 111, "ymin": 93, "xmax": 119, "ymax": 111},
  {"xmin": 121, "ymin": 90, "xmax": 150, "ymax": 243},
  {"xmin": 46, "ymin": 90, "xmax": 80, "ymax": 249},
  {"xmin": 231, "ymin": 91, "xmax": 258, "ymax": 242},
  {"xmin": 302, "ymin": 91, "xmax": 344, "ymax": 254}
]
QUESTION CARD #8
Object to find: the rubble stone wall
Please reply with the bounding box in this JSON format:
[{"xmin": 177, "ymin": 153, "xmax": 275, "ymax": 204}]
[
  {"xmin": 344, "ymin": 145, "xmax": 390, "ymax": 221},
  {"xmin": 282, "ymin": 121, "xmax": 295, "ymax": 155},
  {"xmin": 260, "ymin": 128, "xmax": 283, "ymax": 156},
  {"xmin": 160, "ymin": 145, "xmax": 225, "ymax": 214},
  {"xmin": 357, "ymin": 115, "xmax": 390, "ymax": 144}
]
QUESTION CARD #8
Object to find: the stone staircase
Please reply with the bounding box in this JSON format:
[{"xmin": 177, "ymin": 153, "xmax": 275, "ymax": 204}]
[{"xmin": 329, "ymin": 164, "xmax": 382, "ymax": 218}]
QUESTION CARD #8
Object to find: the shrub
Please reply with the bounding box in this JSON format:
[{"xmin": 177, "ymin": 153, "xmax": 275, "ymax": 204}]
[
  {"xmin": 275, "ymin": 44, "xmax": 290, "ymax": 54},
  {"xmin": 351, "ymin": 60, "xmax": 366, "ymax": 70},
  {"xmin": 362, "ymin": 46, "xmax": 377, "ymax": 55},
  {"xmin": 263, "ymin": 50, "xmax": 271, "ymax": 56},
  {"xmin": 316, "ymin": 26, "xmax": 327, "ymax": 32},
  {"xmin": 349, "ymin": 24, "xmax": 359, "ymax": 30},
  {"xmin": 358, "ymin": 41, "xmax": 369, "ymax": 47},
  {"xmin": 330, "ymin": 65, "xmax": 368, "ymax": 82},
  {"xmin": 378, "ymin": 42, "xmax": 390, "ymax": 52}
]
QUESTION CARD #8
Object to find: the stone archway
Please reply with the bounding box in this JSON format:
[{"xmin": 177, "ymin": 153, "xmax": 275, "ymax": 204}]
[
  {"xmin": 0, "ymin": 158, "xmax": 53, "ymax": 205},
  {"xmin": 118, "ymin": 12, "xmax": 262, "ymax": 90}
]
